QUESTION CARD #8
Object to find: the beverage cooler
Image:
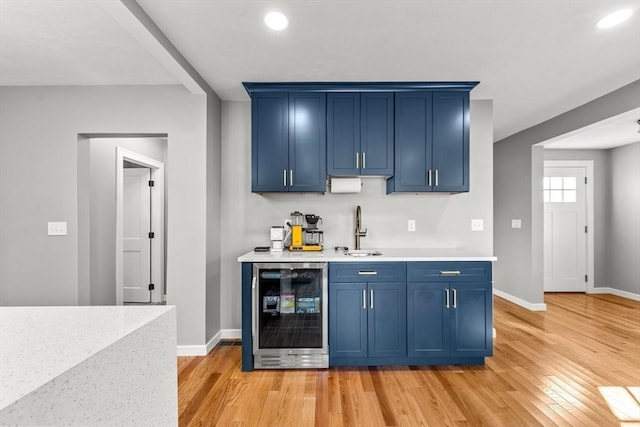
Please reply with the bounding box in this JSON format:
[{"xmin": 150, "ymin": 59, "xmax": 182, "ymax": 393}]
[{"xmin": 252, "ymin": 263, "xmax": 328, "ymax": 368}]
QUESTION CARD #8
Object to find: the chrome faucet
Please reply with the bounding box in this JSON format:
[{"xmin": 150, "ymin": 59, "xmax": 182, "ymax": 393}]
[{"xmin": 355, "ymin": 205, "xmax": 367, "ymax": 250}]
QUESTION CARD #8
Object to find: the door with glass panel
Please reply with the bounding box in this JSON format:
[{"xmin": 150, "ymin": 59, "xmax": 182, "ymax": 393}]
[{"xmin": 543, "ymin": 167, "xmax": 587, "ymax": 292}]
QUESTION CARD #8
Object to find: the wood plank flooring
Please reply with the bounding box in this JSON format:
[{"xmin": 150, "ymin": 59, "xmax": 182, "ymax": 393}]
[{"xmin": 177, "ymin": 294, "xmax": 640, "ymax": 426}]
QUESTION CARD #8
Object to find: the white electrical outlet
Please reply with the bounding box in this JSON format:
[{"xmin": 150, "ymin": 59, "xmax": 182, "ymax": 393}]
[
  {"xmin": 471, "ymin": 219, "xmax": 483, "ymax": 232},
  {"xmin": 48, "ymin": 222, "xmax": 67, "ymax": 236},
  {"xmin": 408, "ymin": 219, "xmax": 416, "ymax": 232},
  {"xmin": 512, "ymin": 219, "xmax": 522, "ymax": 229}
]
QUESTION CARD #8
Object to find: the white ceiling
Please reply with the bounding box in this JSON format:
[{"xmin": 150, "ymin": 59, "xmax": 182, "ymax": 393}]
[
  {"xmin": 1, "ymin": 0, "xmax": 639, "ymax": 142},
  {"xmin": 543, "ymin": 107, "xmax": 640, "ymax": 149}
]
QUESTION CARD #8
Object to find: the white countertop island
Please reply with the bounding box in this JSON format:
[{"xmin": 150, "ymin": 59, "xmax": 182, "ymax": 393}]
[
  {"xmin": 238, "ymin": 247, "xmax": 496, "ymax": 263},
  {"xmin": 0, "ymin": 305, "xmax": 177, "ymax": 426}
]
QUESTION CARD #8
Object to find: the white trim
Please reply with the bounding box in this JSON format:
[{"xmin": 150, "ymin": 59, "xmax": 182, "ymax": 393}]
[
  {"xmin": 493, "ymin": 288, "xmax": 547, "ymax": 311},
  {"xmin": 221, "ymin": 329, "xmax": 242, "ymax": 339},
  {"xmin": 176, "ymin": 331, "xmax": 222, "ymax": 356},
  {"xmin": 543, "ymin": 160, "xmax": 595, "ymax": 293},
  {"xmin": 588, "ymin": 287, "xmax": 640, "ymax": 302},
  {"xmin": 176, "ymin": 345, "xmax": 208, "ymax": 357},
  {"xmin": 116, "ymin": 147, "xmax": 165, "ymax": 305}
]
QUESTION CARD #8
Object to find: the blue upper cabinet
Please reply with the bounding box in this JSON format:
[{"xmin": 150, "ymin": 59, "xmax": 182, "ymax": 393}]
[
  {"xmin": 252, "ymin": 92, "xmax": 289, "ymax": 192},
  {"xmin": 387, "ymin": 90, "xmax": 471, "ymax": 193},
  {"xmin": 327, "ymin": 93, "xmax": 394, "ymax": 176},
  {"xmin": 245, "ymin": 82, "xmax": 476, "ymax": 194},
  {"xmin": 327, "ymin": 93, "xmax": 359, "ymax": 176},
  {"xmin": 432, "ymin": 91, "xmax": 469, "ymax": 192},
  {"xmin": 289, "ymin": 92, "xmax": 327, "ymax": 192},
  {"xmin": 251, "ymin": 91, "xmax": 326, "ymax": 192},
  {"xmin": 388, "ymin": 92, "xmax": 433, "ymax": 191}
]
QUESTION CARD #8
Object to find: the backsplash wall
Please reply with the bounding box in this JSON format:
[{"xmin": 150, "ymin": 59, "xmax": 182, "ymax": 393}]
[{"xmin": 220, "ymin": 100, "xmax": 494, "ymax": 330}]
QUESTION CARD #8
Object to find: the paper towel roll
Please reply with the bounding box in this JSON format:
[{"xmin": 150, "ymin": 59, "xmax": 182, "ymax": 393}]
[{"xmin": 330, "ymin": 177, "xmax": 362, "ymax": 193}]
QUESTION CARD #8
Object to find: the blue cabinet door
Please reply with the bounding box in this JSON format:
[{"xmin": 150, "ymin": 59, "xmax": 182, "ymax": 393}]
[
  {"xmin": 450, "ymin": 282, "xmax": 492, "ymax": 357},
  {"xmin": 360, "ymin": 93, "xmax": 394, "ymax": 176},
  {"xmin": 433, "ymin": 91, "xmax": 469, "ymax": 192},
  {"xmin": 327, "ymin": 93, "xmax": 394, "ymax": 177},
  {"xmin": 327, "ymin": 93, "xmax": 360, "ymax": 176},
  {"xmin": 407, "ymin": 282, "xmax": 450, "ymax": 358},
  {"xmin": 329, "ymin": 283, "xmax": 368, "ymax": 359},
  {"xmin": 251, "ymin": 93, "xmax": 289, "ymax": 192},
  {"xmin": 367, "ymin": 282, "xmax": 406, "ymax": 358},
  {"xmin": 289, "ymin": 92, "xmax": 327, "ymax": 192},
  {"xmin": 387, "ymin": 92, "xmax": 433, "ymax": 192}
]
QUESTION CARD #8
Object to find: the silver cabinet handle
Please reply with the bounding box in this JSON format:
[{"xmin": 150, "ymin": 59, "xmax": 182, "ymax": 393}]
[
  {"xmin": 362, "ymin": 152, "xmax": 366, "ymax": 169},
  {"xmin": 445, "ymin": 288, "xmax": 450, "ymax": 308},
  {"xmin": 290, "ymin": 169, "xmax": 293, "ymax": 186},
  {"xmin": 440, "ymin": 271, "xmax": 461, "ymax": 276},
  {"xmin": 362, "ymin": 289, "xmax": 366, "ymax": 309},
  {"xmin": 283, "ymin": 169, "xmax": 287, "ymax": 187},
  {"xmin": 358, "ymin": 271, "xmax": 378, "ymax": 275},
  {"xmin": 356, "ymin": 152, "xmax": 359, "ymax": 169},
  {"xmin": 370, "ymin": 289, "xmax": 374, "ymax": 309},
  {"xmin": 435, "ymin": 169, "xmax": 439, "ymax": 186},
  {"xmin": 428, "ymin": 170, "xmax": 432, "ymax": 186},
  {"xmin": 453, "ymin": 288, "xmax": 457, "ymax": 308}
]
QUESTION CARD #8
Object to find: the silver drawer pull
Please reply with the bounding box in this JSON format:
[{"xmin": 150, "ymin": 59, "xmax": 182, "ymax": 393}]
[
  {"xmin": 358, "ymin": 271, "xmax": 378, "ymax": 275},
  {"xmin": 440, "ymin": 270, "xmax": 461, "ymax": 276}
]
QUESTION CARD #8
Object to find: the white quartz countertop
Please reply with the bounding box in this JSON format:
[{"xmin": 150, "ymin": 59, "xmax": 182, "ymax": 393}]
[
  {"xmin": 0, "ymin": 305, "xmax": 175, "ymax": 411},
  {"xmin": 238, "ymin": 248, "xmax": 496, "ymax": 263}
]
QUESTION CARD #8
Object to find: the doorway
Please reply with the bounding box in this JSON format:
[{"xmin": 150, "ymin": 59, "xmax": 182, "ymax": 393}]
[
  {"xmin": 543, "ymin": 160, "xmax": 594, "ymax": 292},
  {"xmin": 116, "ymin": 147, "xmax": 165, "ymax": 304}
]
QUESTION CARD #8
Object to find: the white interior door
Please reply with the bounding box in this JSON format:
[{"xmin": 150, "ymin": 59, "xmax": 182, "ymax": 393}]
[
  {"xmin": 123, "ymin": 168, "xmax": 152, "ymax": 302},
  {"xmin": 544, "ymin": 167, "xmax": 587, "ymax": 292}
]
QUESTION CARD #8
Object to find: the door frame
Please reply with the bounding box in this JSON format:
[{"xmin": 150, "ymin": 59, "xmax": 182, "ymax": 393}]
[
  {"xmin": 116, "ymin": 147, "xmax": 165, "ymax": 305},
  {"xmin": 543, "ymin": 160, "xmax": 594, "ymax": 293}
]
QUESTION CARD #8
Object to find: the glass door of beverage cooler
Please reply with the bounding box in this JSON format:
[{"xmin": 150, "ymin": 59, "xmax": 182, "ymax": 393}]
[{"xmin": 252, "ymin": 262, "xmax": 328, "ymax": 368}]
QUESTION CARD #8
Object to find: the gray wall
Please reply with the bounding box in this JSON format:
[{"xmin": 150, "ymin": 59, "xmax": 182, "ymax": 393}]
[
  {"xmin": 0, "ymin": 85, "xmax": 212, "ymax": 347},
  {"xmin": 543, "ymin": 149, "xmax": 609, "ymax": 287},
  {"xmin": 494, "ymin": 79, "xmax": 640, "ymax": 306},
  {"xmin": 219, "ymin": 100, "xmax": 494, "ymax": 331},
  {"xmin": 206, "ymin": 93, "xmax": 223, "ymax": 342},
  {"xmin": 608, "ymin": 142, "xmax": 640, "ymax": 294}
]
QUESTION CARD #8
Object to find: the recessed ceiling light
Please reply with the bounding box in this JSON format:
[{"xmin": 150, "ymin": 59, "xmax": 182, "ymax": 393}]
[
  {"xmin": 596, "ymin": 9, "xmax": 633, "ymax": 29},
  {"xmin": 264, "ymin": 12, "xmax": 288, "ymax": 31}
]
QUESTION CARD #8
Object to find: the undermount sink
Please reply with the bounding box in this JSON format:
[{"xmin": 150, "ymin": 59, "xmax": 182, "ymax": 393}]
[{"xmin": 345, "ymin": 250, "xmax": 382, "ymax": 257}]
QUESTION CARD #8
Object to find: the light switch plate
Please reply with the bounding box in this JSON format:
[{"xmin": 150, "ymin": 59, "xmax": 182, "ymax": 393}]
[
  {"xmin": 48, "ymin": 222, "xmax": 67, "ymax": 236},
  {"xmin": 407, "ymin": 219, "xmax": 416, "ymax": 232},
  {"xmin": 471, "ymin": 219, "xmax": 483, "ymax": 231},
  {"xmin": 511, "ymin": 219, "xmax": 522, "ymax": 229}
]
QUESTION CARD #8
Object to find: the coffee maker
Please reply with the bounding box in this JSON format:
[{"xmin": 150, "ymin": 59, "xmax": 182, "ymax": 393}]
[{"xmin": 289, "ymin": 211, "xmax": 323, "ymax": 251}]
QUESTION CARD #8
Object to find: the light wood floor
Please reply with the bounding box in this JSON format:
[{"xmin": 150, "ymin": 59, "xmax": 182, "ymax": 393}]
[{"xmin": 177, "ymin": 294, "xmax": 640, "ymax": 426}]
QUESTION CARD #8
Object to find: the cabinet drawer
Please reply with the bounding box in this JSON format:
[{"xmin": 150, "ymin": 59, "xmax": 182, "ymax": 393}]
[
  {"xmin": 330, "ymin": 262, "xmax": 406, "ymax": 283},
  {"xmin": 407, "ymin": 262, "xmax": 491, "ymax": 282}
]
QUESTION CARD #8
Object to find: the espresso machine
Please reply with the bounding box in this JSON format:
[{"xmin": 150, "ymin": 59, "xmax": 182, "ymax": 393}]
[{"xmin": 289, "ymin": 211, "xmax": 323, "ymax": 251}]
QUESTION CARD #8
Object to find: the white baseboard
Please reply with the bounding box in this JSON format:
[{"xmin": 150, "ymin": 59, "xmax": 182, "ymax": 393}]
[
  {"xmin": 493, "ymin": 288, "xmax": 547, "ymax": 311},
  {"xmin": 588, "ymin": 287, "xmax": 640, "ymax": 302},
  {"xmin": 177, "ymin": 331, "xmax": 221, "ymax": 356},
  {"xmin": 176, "ymin": 329, "xmax": 241, "ymax": 356},
  {"xmin": 221, "ymin": 329, "xmax": 241, "ymax": 339}
]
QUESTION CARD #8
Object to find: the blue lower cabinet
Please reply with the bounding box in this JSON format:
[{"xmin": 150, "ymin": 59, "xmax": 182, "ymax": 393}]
[
  {"xmin": 451, "ymin": 283, "xmax": 493, "ymax": 357},
  {"xmin": 406, "ymin": 282, "xmax": 450, "ymax": 358},
  {"xmin": 329, "ymin": 263, "xmax": 406, "ymax": 366},
  {"xmin": 329, "ymin": 283, "xmax": 368, "ymax": 359},
  {"xmin": 329, "ymin": 261, "xmax": 492, "ymax": 367},
  {"xmin": 407, "ymin": 281, "xmax": 492, "ymax": 360},
  {"xmin": 329, "ymin": 281, "xmax": 406, "ymax": 364}
]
